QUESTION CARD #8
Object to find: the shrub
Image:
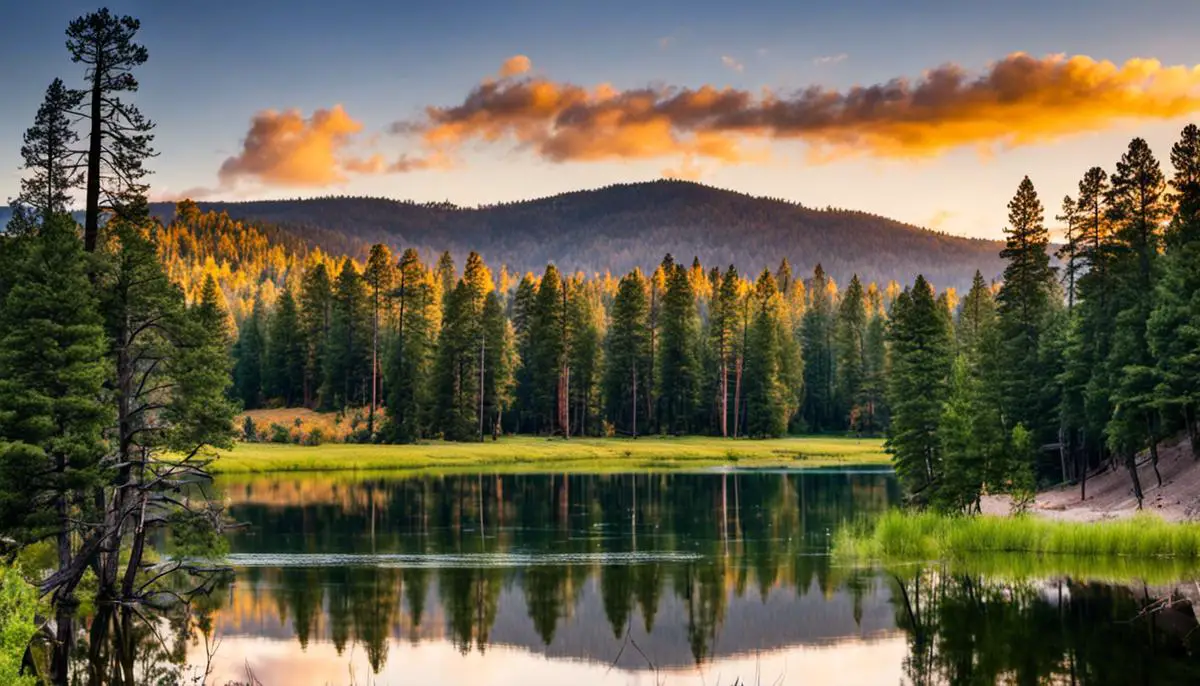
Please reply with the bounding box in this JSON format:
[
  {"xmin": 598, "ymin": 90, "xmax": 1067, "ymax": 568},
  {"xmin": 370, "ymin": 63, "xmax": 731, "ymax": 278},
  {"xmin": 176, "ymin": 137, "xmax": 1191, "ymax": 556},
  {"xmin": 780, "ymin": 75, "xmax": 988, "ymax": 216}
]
[
  {"xmin": 0, "ymin": 565, "xmax": 41, "ymax": 686},
  {"xmin": 304, "ymin": 427, "xmax": 327, "ymax": 446},
  {"xmin": 269, "ymin": 423, "xmax": 290, "ymax": 444}
]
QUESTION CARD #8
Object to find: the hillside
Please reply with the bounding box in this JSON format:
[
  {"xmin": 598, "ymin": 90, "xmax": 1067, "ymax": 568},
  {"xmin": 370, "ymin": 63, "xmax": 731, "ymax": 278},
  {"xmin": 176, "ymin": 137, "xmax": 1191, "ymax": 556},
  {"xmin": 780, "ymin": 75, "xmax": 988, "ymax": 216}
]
[{"xmin": 134, "ymin": 180, "xmax": 1004, "ymax": 290}]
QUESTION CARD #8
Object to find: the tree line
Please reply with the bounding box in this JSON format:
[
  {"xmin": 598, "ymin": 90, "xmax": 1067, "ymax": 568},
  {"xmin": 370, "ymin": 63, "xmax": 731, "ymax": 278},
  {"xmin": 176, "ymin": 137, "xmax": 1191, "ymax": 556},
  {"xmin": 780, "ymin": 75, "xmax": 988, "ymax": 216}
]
[
  {"xmin": 222, "ymin": 229, "xmax": 900, "ymax": 442},
  {"xmin": 885, "ymin": 127, "xmax": 1200, "ymax": 511}
]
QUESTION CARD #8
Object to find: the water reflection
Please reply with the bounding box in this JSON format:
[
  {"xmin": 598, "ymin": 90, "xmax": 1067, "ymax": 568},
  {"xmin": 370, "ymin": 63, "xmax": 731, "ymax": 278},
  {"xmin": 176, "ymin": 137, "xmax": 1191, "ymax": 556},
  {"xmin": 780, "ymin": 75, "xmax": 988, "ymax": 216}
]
[
  {"xmin": 212, "ymin": 469, "xmax": 900, "ymax": 675},
  {"xmin": 91, "ymin": 468, "xmax": 1200, "ymax": 685}
]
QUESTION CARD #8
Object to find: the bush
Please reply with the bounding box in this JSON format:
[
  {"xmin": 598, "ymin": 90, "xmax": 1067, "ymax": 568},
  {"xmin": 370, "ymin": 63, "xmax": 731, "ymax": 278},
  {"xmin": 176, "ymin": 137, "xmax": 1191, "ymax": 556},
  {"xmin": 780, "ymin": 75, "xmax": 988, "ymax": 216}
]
[
  {"xmin": 269, "ymin": 423, "xmax": 290, "ymax": 444},
  {"xmin": 0, "ymin": 565, "xmax": 41, "ymax": 686},
  {"xmin": 303, "ymin": 427, "xmax": 326, "ymax": 446}
]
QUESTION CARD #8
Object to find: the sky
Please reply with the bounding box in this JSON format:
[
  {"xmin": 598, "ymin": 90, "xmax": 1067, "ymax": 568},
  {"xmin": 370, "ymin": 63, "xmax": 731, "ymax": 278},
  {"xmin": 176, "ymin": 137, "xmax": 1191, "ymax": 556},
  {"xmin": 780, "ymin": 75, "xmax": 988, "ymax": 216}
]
[{"xmin": 5, "ymin": 0, "xmax": 1200, "ymax": 240}]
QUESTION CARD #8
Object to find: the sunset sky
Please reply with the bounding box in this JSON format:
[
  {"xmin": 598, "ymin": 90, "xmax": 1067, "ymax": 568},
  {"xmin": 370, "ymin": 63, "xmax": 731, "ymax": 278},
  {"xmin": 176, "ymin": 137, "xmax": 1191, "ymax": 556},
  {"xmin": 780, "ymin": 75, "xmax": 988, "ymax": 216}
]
[{"xmin": 6, "ymin": 0, "xmax": 1200, "ymax": 239}]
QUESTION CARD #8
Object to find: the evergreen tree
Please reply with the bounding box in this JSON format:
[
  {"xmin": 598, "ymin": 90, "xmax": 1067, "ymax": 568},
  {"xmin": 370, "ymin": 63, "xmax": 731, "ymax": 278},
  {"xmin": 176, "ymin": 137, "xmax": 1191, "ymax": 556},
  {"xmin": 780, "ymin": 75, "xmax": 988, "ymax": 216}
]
[
  {"xmin": 835, "ymin": 275, "xmax": 868, "ymax": 431},
  {"xmin": 432, "ymin": 252, "xmax": 491, "ymax": 440},
  {"xmin": 1150, "ymin": 124, "xmax": 1200, "ymax": 458},
  {"xmin": 511, "ymin": 273, "xmax": 539, "ymax": 433},
  {"xmin": 658, "ymin": 261, "xmax": 700, "ymax": 433},
  {"xmin": 436, "ymin": 251, "xmax": 456, "ymax": 310},
  {"xmin": 1056, "ymin": 195, "xmax": 1082, "ymax": 313},
  {"xmin": 0, "ymin": 215, "xmax": 109, "ymax": 653},
  {"xmin": 861, "ymin": 284, "xmax": 889, "ymax": 433},
  {"xmin": 886, "ymin": 276, "xmax": 953, "ymax": 500},
  {"xmin": 233, "ymin": 299, "xmax": 266, "ymax": 409},
  {"xmin": 66, "ymin": 9, "xmax": 155, "ymax": 251},
  {"xmin": 706, "ymin": 266, "xmax": 740, "ymax": 437},
  {"xmin": 936, "ymin": 356, "xmax": 987, "ymax": 513},
  {"xmin": 482, "ymin": 291, "xmax": 518, "ymax": 438},
  {"xmin": 525, "ymin": 265, "xmax": 566, "ymax": 434},
  {"xmin": 1104, "ymin": 138, "xmax": 1167, "ymax": 502},
  {"xmin": 802, "ymin": 265, "xmax": 837, "ymax": 431},
  {"xmin": 566, "ymin": 278, "xmax": 604, "ymax": 436},
  {"xmin": 955, "ymin": 271, "xmax": 996, "ymax": 365},
  {"xmin": 265, "ymin": 288, "xmax": 305, "ymax": 406},
  {"xmin": 386, "ymin": 249, "xmax": 439, "ymax": 442},
  {"xmin": 299, "ymin": 263, "xmax": 334, "ymax": 408},
  {"xmin": 364, "ymin": 244, "xmax": 396, "ymax": 434},
  {"xmin": 743, "ymin": 270, "xmax": 787, "ymax": 437},
  {"xmin": 995, "ymin": 176, "xmax": 1058, "ymax": 439},
  {"xmin": 16, "ymin": 79, "xmax": 83, "ymax": 223},
  {"xmin": 603, "ymin": 269, "xmax": 651, "ymax": 436},
  {"xmin": 325, "ymin": 258, "xmax": 372, "ymax": 411}
]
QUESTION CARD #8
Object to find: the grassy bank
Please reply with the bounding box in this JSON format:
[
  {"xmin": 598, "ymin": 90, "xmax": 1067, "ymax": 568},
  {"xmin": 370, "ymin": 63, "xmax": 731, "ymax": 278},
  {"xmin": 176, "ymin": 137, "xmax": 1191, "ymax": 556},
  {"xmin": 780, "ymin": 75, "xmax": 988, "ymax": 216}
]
[
  {"xmin": 835, "ymin": 509, "xmax": 1200, "ymax": 564},
  {"xmin": 208, "ymin": 435, "xmax": 888, "ymax": 474}
]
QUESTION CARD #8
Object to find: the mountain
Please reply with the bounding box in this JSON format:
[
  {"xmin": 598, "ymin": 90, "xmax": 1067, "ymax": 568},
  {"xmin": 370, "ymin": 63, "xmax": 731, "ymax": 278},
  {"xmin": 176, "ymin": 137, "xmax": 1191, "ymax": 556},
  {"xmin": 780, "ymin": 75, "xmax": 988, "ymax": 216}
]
[
  {"xmin": 6, "ymin": 180, "xmax": 1006, "ymax": 289},
  {"xmin": 148, "ymin": 180, "xmax": 1004, "ymax": 289}
]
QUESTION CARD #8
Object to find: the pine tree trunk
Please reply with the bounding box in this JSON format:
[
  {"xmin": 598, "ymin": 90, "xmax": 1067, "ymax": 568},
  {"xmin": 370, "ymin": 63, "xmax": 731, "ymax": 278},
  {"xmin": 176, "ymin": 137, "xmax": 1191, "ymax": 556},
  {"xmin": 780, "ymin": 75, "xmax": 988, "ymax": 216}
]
[
  {"xmin": 1186, "ymin": 404, "xmax": 1200, "ymax": 461},
  {"xmin": 720, "ymin": 356, "xmax": 728, "ymax": 438},
  {"xmin": 1079, "ymin": 430, "xmax": 1088, "ymax": 502},
  {"xmin": 732, "ymin": 356, "xmax": 743, "ymax": 438},
  {"xmin": 1125, "ymin": 451, "xmax": 1144, "ymax": 509},
  {"xmin": 631, "ymin": 361, "xmax": 638, "ymax": 438},
  {"xmin": 1147, "ymin": 413, "xmax": 1162, "ymax": 488},
  {"xmin": 83, "ymin": 50, "xmax": 102, "ymax": 253}
]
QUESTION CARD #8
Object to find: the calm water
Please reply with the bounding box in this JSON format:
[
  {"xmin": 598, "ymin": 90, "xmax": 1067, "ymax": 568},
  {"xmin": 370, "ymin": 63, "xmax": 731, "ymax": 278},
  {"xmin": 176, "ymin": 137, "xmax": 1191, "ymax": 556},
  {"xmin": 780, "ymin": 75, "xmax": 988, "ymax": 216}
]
[{"xmin": 165, "ymin": 469, "xmax": 1200, "ymax": 685}]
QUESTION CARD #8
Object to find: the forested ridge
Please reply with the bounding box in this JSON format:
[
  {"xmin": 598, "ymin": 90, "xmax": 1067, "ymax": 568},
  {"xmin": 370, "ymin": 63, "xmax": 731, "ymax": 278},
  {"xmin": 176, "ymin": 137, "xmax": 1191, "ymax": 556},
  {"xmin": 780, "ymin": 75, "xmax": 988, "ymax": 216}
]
[{"xmin": 128, "ymin": 180, "xmax": 1006, "ymax": 291}]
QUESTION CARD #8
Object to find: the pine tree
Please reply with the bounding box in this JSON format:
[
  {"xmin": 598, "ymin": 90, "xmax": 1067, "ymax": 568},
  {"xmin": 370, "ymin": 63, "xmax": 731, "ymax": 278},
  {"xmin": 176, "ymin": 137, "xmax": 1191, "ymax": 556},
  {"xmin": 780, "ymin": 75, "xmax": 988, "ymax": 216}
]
[
  {"xmin": 658, "ymin": 261, "xmax": 700, "ymax": 433},
  {"xmin": 1150, "ymin": 124, "xmax": 1200, "ymax": 459},
  {"xmin": 802, "ymin": 265, "xmax": 837, "ymax": 431},
  {"xmin": 955, "ymin": 271, "xmax": 995, "ymax": 365},
  {"xmin": 525, "ymin": 265, "xmax": 566, "ymax": 434},
  {"xmin": 886, "ymin": 276, "xmax": 953, "ymax": 500},
  {"xmin": 743, "ymin": 270, "xmax": 787, "ymax": 437},
  {"xmin": 16, "ymin": 79, "xmax": 83, "ymax": 223},
  {"xmin": 325, "ymin": 258, "xmax": 372, "ymax": 411},
  {"xmin": 233, "ymin": 299, "xmax": 266, "ymax": 409},
  {"xmin": 386, "ymin": 249, "xmax": 440, "ymax": 442},
  {"xmin": 511, "ymin": 273, "xmax": 538, "ymax": 433},
  {"xmin": 1104, "ymin": 138, "xmax": 1167, "ymax": 502},
  {"xmin": 481, "ymin": 291, "xmax": 517, "ymax": 438},
  {"xmin": 706, "ymin": 266, "xmax": 740, "ymax": 437},
  {"xmin": 436, "ymin": 251, "xmax": 456, "ymax": 310},
  {"xmin": 0, "ymin": 215, "xmax": 109, "ymax": 664},
  {"xmin": 603, "ymin": 269, "xmax": 651, "ymax": 437},
  {"xmin": 1056, "ymin": 195, "xmax": 1082, "ymax": 313},
  {"xmin": 432, "ymin": 252, "xmax": 491, "ymax": 440},
  {"xmin": 66, "ymin": 9, "xmax": 155, "ymax": 251},
  {"xmin": 835, "ymin": 275, "xmax": 868, "ymax": 431},
  {"xmin": 936, "ymin": 356, "xmax": 987, "ymax": 513},
  {"xmin": 566, "ymin": 278, "xmax": 603, "ymax": 436},
  {"xmin": 364, "ymin": 244, "xmax": 396, "ymax": 434},
  {"xmin": 299, "ymin": 263, "xmax": 334, "ymax": 408},
  {"xmin": 995, "ymin": 176, "xmax": 1057, "ymax": 439},
  {"xmin": 265, "ymin": 288, "xmax": 305, "ymax": 406},
  {"xmin": 861, "ymin": 284, "xmax": 889, "ymax": 433}
]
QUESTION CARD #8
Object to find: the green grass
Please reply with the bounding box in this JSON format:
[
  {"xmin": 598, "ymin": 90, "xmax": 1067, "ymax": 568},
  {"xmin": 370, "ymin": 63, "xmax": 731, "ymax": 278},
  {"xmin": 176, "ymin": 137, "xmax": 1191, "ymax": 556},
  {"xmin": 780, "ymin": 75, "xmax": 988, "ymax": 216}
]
[
  {"xmin": 207, "ymin": 435, "xmax": 888, "ymax": 474},
  {"xmin": 835, "ymin": 509, "xmax": 1200, "ymax": 563}
]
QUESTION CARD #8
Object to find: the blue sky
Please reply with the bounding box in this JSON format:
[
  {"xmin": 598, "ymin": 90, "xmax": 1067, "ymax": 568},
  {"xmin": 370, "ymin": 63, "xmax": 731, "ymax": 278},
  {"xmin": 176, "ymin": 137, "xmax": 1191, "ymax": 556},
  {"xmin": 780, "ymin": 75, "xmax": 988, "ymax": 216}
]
[{"xmin": 5, "ymin": 0, "xmax": 1200, "ymax": 239}]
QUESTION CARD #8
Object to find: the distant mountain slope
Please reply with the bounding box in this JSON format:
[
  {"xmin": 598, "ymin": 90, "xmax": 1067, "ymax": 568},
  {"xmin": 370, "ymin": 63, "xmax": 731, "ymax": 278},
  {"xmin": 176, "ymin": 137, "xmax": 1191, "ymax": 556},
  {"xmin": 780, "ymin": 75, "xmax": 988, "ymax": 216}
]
[{"xmin": 8, "ymin": 180, "xmax": 1005, "ymax": 289}]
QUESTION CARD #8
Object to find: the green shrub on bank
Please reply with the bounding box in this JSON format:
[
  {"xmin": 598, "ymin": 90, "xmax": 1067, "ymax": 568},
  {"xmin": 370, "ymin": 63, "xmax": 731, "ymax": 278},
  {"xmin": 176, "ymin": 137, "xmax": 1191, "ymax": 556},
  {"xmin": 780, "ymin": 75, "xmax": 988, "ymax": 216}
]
[
  {"xmin": 0, "ymin": 565, "xmax": 41, "ymax": 686},
  {"xmin": 834, "ymin": 510, "xmax": 1200, "ymax": 563}
]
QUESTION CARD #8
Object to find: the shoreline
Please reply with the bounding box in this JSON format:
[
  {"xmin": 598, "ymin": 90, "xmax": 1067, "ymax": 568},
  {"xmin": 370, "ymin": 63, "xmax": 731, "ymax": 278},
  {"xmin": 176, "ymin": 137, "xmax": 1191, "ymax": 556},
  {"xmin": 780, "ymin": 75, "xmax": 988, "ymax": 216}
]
[{"xmin": 206, "ymin": 435, "xmax": 889, "ymax": 475}]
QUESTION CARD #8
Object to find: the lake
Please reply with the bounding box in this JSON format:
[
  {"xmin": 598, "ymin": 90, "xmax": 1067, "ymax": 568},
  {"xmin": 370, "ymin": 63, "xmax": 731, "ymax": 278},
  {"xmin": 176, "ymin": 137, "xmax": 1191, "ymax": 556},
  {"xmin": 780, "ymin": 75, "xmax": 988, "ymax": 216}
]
[{"xmin": 157, "ymin": 468, "xmax": 1200, "ymax": 685}]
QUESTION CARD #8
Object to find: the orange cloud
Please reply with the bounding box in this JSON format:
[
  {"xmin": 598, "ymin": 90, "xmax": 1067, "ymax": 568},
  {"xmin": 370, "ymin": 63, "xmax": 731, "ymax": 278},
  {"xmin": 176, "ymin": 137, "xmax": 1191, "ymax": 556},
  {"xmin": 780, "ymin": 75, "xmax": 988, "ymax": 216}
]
[
  {"xmin": 499, "ymin": 55, "xmax": 532, "ymax": 78},
  {"xmin": 219, "ymin": 106, "xmax": 445, "ymax": 188},
  {"xmin": 219, "ymin": 106, "xmax": 365, "ymax": 186},
  {"xmin": 396, "ymin": 53, "xmax": 1200, "ymax": 167}
]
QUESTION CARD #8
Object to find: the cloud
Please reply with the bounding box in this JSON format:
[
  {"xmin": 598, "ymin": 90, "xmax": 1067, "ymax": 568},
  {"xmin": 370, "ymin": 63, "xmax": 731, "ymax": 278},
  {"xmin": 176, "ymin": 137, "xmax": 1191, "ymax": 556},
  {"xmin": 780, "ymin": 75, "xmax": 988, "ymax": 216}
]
[
  {"xmin": 721, "ymin": 55, "xmax": 744, "ymax": 73},
  {"xmin": 217, "ymin": 105, "xmax": 444, "ymax": 189},
  {"xmin": 219, "ymin": 106, "xmax": 366, "ymax": 187},
  {"xmin": 813, "ymin": 53, "xmax": 848, "ymax": 65},
  {"xmin": 499, "ymin": 55, "xmax": 532, "ymax": 78},
  {"xmin": 394, "ymin": 53, "xmax": 1200, "ymax": 167}
]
